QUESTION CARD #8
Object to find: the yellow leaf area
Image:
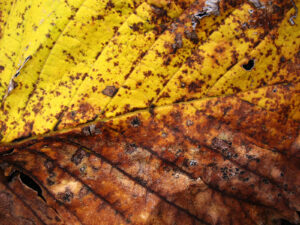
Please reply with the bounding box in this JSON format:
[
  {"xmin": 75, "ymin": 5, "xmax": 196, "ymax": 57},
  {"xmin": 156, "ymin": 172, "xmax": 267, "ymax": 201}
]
[{"xmin": 0, "ymin": 0, "xmax": 299, "ymax": 146}]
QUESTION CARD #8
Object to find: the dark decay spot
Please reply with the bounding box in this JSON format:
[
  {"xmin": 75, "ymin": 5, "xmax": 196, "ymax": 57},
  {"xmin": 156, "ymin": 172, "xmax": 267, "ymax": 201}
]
[
  {"xmin": 151, "ymin": 5, "xmax": 167, "ymax": 17},
  {"xmin": 55, "ymin": 216, "xmax": 61, "ymax": 222},
  {"xmin": 44, "ymin": 159, "xmax": 54, "ymax": 172},
  {"xmin": 125, "ymin": 143, "xmax": 137, "ymax": 154},
  {"xmin": 163, "ymin": 56, "xmax": 171, "ymax": 66},
  {"xmin": 130, "ymin": 117, "xmax": 140, "ymax": 127},
  {"xmin": 71, "ymin": 111, "xmax": 76, "ymax": 117},
  {"xmin": 79, "ymin": 186, "xmax": 89, "ymax": 198},
  {"xmin": 105, "ymin": 0, "xmax": 115, "ymax": 10},
  {"xmin": 6, "ymin": 170, "xmax": 19, "ymax": 183},
  {"xmin": 82, "ymin": 124, "xmax": 101, "ymax": 136},
  {"xmin": 71, "ymin": 148, "xmax": 88, "ymax": 165},
  {"xmin": 0, "ymin": 65, "xmax": 4, "ymax": 72},
  {"xmin": 171, "ymin": 33, "xmax": 183, "ymax": 54},
  {"xmin": 149, "ymin": 104, "xmax": 155, "ymax": 116},
  {"xmin": 47, "ymin": 178, "xmax": 55, "ymax": 186},
  {"xmin": 95, "ymin": 51, "xmax": 101, "ymax": 60},
  {"xmin": 58, "ymin": 189, "xmax": 74, "ymax": 203},
  {"xmin": 92, "ymin": 15, "xmax": 104, "ymax": 21},
  {"xmin": 182, "ymin": 158, "xmax": 189, "ymax": 167},
  {"xmin": 135, "ymin": 176, "xmax": 148, "ymax": 186},
  {"xmin": 186, "ymin": 120, "xmax": 193, "ymax": 126},
  {"xmin": 281, "ymin": 218, "xmax": 300, "ymax": 225},
  {"xmin": 188, "ymin": 80, "xmax": 204, "ymax": 93},
  {"xmin": 184, "ymin": 30, "xmax": 199, "ymax": 44},
  {"xmin": 80, "ymin": 165, "xmax": 86, "ymax": 173},
  {"xmin": 262, "ymin": 178, "xmax": 269, "ymax": 184},
  {"xmin": 211, "ymin": 137, "xmax": 235, "ymax": 159},
  {"xmin": 143, "ymin": 70, "xmax": 152, "ymax": 77},
  {"xmin": 68, "ymin": 15, "xmax": 74, "ymax": 20},
  {"xmin": 189, "ymin": 160, "xmax": 198, "ymax": 166},
  {"xmin": 102, "ymin": 85, "xmax": 118, "ymax": 97},
  {"xmin": 242, "ymin": 59, "xmax": 255, "ymax": 70},
  {"xmin": 19, "ymin": 172, "xmax": 46, "ymax": 202},
  {"xmin": 223, "ymin": 106, "xmax": 232, "ymax": 116},
  {"xmin": 130, "ymin": 22, "xmax": 143, "ymax": 32}
]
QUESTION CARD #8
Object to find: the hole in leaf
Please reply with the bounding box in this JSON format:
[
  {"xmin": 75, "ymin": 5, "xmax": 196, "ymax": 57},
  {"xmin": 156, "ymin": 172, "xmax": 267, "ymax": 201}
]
[
  {"xmin": 194, "ymin": 11, "xmax": 207, "ymax": 20},
  {"xmin": 6, "ymin": 170, "xmax": 19, "ymax": 183},
  {"xmin": 242, "ymin": 59, "xmax": 255, "ymax": 70},
  {"xmin": 281, "ymin": 219, "xmax": 296, "ymax": 225},
  {"xmin": 0, "ymin": 148, "xmax": 15, "ymax": 156},
  {"xmin": 280, "ymin": 212, "xmax": 300, "ymax": 225},
  {"xmin": 20, "ymin": 172, "xmax": 46, "ymax": 202}
]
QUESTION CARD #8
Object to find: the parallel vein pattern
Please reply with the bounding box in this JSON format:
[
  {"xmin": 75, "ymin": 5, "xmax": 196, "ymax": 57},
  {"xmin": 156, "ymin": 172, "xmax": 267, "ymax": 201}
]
[{"xmin": 0, "ymin": 0, "xmax": 299, "ymax": 225}]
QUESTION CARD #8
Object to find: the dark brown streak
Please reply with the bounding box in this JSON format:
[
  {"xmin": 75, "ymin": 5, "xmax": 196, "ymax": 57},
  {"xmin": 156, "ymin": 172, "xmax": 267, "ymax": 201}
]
[
  {"xmin": 53, "ymin": 111, "xmax": 65, "ymax": 131},
  {"xmin": 25, "ymin": 148, "xmax": 130, "ymax": 223},
  {"xmin": 2, "ymin": 180, "xmax": 48, "ymax": 225},
  {"xmin": 60, "ymin": 138, "xmax": 211, "ymax": 225},
  {"xmin": 0, "ymin": 161, "xmax": 85, "ymax": 225}
]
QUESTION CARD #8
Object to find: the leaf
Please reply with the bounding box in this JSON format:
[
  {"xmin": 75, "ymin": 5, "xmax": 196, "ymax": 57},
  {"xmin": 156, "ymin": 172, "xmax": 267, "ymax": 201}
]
[
  {"xmin": 0, "ymin": 169, "xmax": 66, "ymax": 225},
  {"xmin": 0, "ymin": 0, "xmax": 299, "ymax": 224}
]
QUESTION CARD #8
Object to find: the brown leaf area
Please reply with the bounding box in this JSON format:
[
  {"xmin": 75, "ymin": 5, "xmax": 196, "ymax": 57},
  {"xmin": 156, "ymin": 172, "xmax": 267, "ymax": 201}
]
[
  {"xmin": 0, "ymin": 169, "xmax": 65, "ymax": 225},
  {"xmin": 0, "ymin": 94, "xmax": 300, "ymax": 225}
]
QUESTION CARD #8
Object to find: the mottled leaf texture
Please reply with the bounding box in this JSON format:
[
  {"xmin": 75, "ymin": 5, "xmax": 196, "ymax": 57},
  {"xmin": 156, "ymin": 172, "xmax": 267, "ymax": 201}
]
[{"xmin": 0, "ymin": 0, "xmax": 299, "ymax": 225}]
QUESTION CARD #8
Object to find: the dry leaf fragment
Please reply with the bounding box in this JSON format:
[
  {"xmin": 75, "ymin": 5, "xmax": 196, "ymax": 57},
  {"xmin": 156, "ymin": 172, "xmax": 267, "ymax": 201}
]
[{"xmin": 0, "ymin": 0, "xmax": 299, "ymax": 224}]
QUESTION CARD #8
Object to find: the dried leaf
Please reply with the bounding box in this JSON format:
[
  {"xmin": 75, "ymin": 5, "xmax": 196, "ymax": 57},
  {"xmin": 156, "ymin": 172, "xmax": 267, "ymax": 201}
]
[{"xmin": 0, "ymin": 0, "xmax": 299, "ymax": 224}]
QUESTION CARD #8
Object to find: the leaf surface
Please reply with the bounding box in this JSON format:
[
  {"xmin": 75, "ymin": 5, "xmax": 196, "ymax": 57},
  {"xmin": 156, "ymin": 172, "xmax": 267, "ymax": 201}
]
[{"xmin": 0, "ymin": 0, "xmax": 299, "ymax": 224}]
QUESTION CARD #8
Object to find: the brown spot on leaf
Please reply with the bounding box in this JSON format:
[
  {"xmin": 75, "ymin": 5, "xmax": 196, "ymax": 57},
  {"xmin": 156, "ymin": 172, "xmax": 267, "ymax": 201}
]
[
  {"xmin": 143, "ymin": 70, "xmax": 152, "ymax": 78},
  {"xmin": 171, "ymin": 33, "xmax": 183, "ymax": 54},
  {"xmin": 188, "ymin": 80, "xmax": 204, "ymax": 93},
  {"xmin": 57, "ymin": 188, "xmax": 74, "ymax": 203},
  {"xmin": 125, "ymin": 143, "xmax": 137, "ymax": 154},
  {"xmin": 44, "ymin": 159, "xmax": 54, "ymax": 172},
  {"xmin": 71, "ymin": 148, "xmax": 88, "ymax": 165},
  {"xmin": 130, "ymin": 117, "xmax": 141, "ymax": 127},
  {"xmin": 184, "ymin": 29, "xmax": 199, "ymax": 44},
  {"xmin": 105, "ymin": 0, "xmax": 115, "ymax": 10},
  {"xmin": 78, "ymin": 186, "xmax": 89, "ymax": 198},
  {"xmin": 102, "ymin": 86, "xmax": 118, "ymax": 97},
  {"xmin": 130, "ymin": 22, "xmax": 143, "ymax": 32}
]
